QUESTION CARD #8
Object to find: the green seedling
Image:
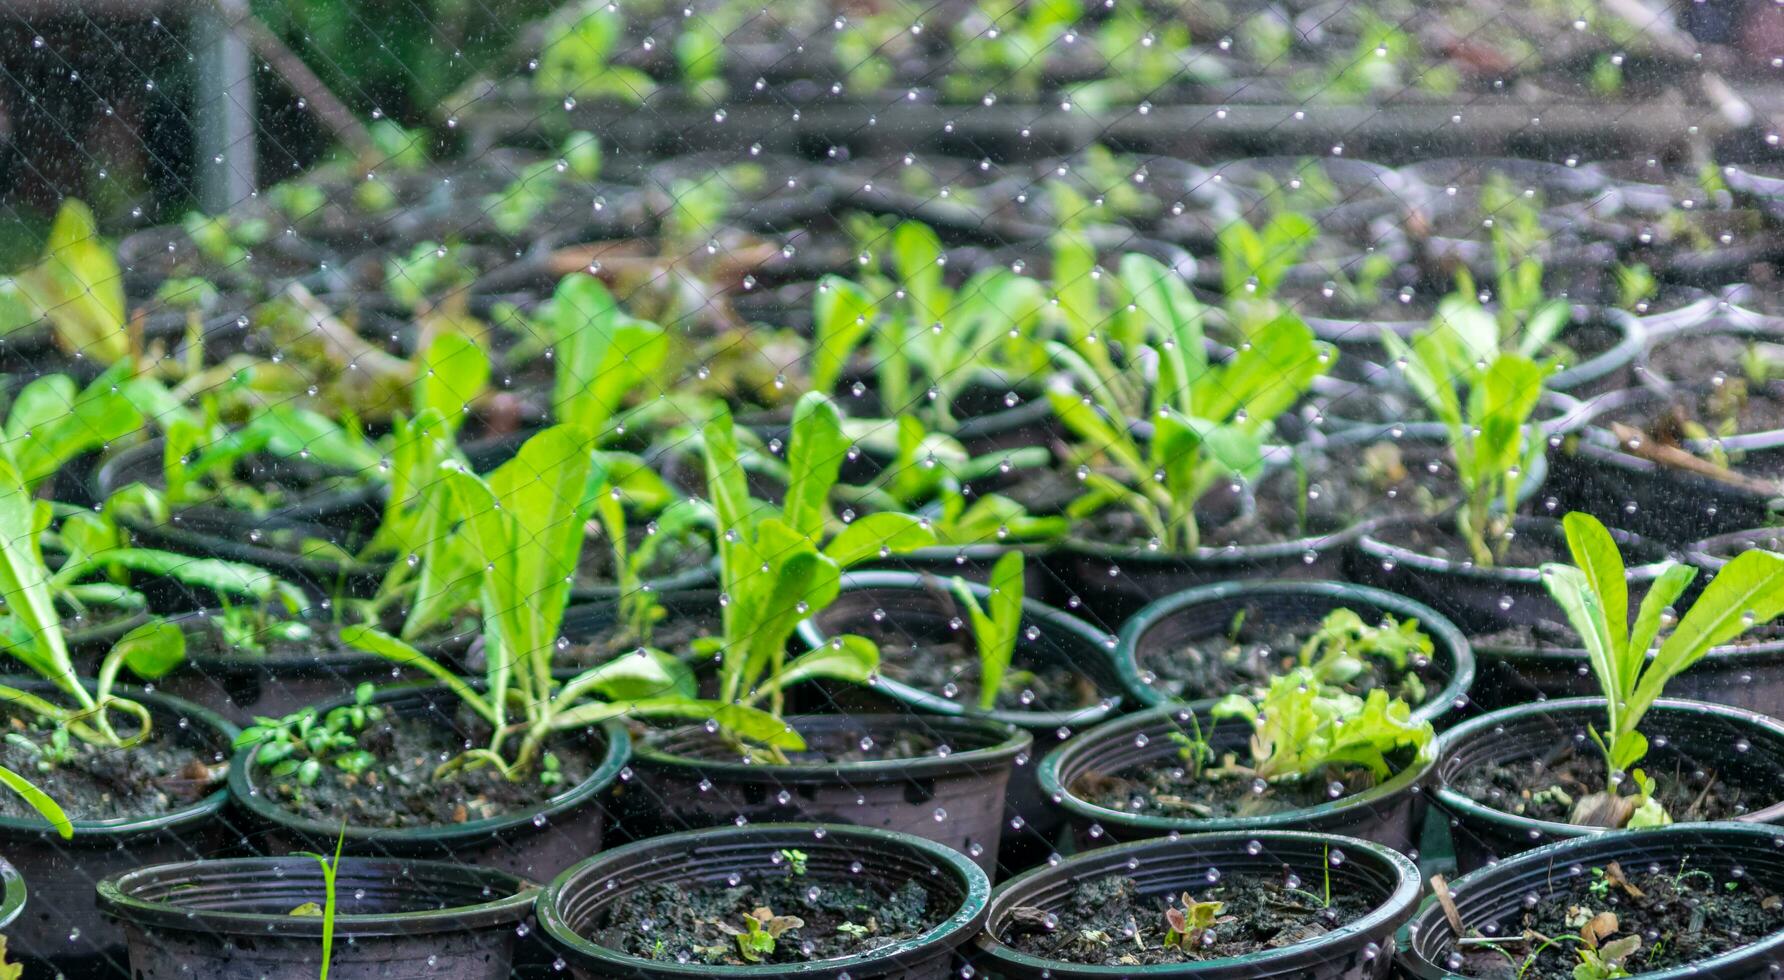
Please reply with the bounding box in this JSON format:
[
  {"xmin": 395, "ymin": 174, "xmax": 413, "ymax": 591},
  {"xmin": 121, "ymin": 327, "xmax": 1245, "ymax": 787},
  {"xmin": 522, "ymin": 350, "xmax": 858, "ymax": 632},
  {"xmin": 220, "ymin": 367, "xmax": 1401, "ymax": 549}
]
[
  {"xmin": 721, "ymin": 907, "xmax": 804, "ymax": 964},
  {"xmin": 1212, "ymin": 670, "xmax": 1433, "ymax": 784},
  {"xmin": 948, "ymin": 552, "xmax": 1026, "ymax": 712},
  {"xmin": 1539, "ymin": 511, "xmax": 1784, "ymax": 827},
  {"xmin": 1382, "ymin": 320, "xmax": 1547, "ymax": 566},
  {"xmin": 1162, "ymin": 892, "xmax": 1230, "ymax": 948}
]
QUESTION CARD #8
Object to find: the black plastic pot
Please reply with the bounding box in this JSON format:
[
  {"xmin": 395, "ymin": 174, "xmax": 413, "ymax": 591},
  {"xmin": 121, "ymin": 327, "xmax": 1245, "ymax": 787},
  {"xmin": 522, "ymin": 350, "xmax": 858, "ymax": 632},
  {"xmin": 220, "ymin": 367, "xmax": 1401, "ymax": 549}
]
[
  {"xmin": 1470, "ymin": 610, "xmax": 1784, "ymax": 715},
  {"xmin": 1397, "ymin": 822, "xmax": 1784, "ymax": 980},
  {"xmin": 149, "ymin": 609, "xmax": 477, "ymax": 726},
  {"xmin": 114, "ymin": 508, "xmax": 389, "ymax": 605},
  {"xmin": 0, "ymin": 684, "xmax": 236, "ymax": 975},
  {"xmin": 93, "ymin": 437, "xmax": 384, "ymax": 532},
  {"xmin": 1112, "ymin": 579, "xmax": 1474, "ymax": 726},
  {"xmin": 1431, "ymin": 697, "xmax": 1784, "ymax": 871},
  {"xmin": 975, "ymin": 830, "xmax": 1420, "ymax": 980},
  {"xmin": 0, "ymin": 854, "xmax": 21, "ymax": 935},
  {"xmin": 1350, "ymin": 516, "xmax": 1671, "ymax": 635},
  {"xmin": 862, "ymin": 541, "xmax": 1059, "ymax": 595},
  {"xmin": 97, "ymin": 857, "xmax": 537, "ymax": 980},
  {"xmin": 538, "ymin": 823, "xmax": 990, "ymax": 980},
  {"xmin": 1046, "ymin": 516, "xmax": 1361, "ymax": 629},
  {"xmin": 1039, "ymin": 704, "xmax": 1433, "ymax": 855},
  {"xmin": 617, "ymin": 713, "xmax": 1030, "ymax": 873},
  {"xmin": 794, "ymin": 570, "xmax": 1121, "ymax": 854},
  {"xmin": 228, "ymin": 684, "xmax": 630, "ymax": 882}
]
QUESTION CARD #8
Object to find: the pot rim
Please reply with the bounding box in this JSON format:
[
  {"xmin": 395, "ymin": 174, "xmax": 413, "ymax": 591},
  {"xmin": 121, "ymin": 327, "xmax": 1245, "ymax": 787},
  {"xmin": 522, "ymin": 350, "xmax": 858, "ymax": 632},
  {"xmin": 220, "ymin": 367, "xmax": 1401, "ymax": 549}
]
[
  {"xmin": 0, "ymin": 681, "xmax": 237, "ymax": 841},
  {"xmin": 973, "ymin": 829, "xmax": 1421, "ymax": 977},
  {"xmin": 632, "ymin": 712, "xmax": 1032, "ymax": 783},
  {"xmin": 537, "ymin": 822, "xmax": 991, "ymax": 978},
  {"xmin": 227, "ymin": 682, "xmax": 631, "ymax": 845},
  {"xmin": 0, "ymin": 854, "xmax": 23, "ymax": 933},
  {"xmin": 1394, "ymin": 821, "xmax": 1784, "ymax": 980},
  {"xmin": 96, "ymin": 855, "xmax": 538, "ymax": 937},
  {"xmin": 794, "ymin": 569, "xmax": 1121, "ymax": 729},
  {"xmin": 1357, "ymin": 515, "xmax": 1674, "ymax": 586},
  {"xmin": 1431, "ymin": 695, "xmax": 1784, "ymax": 838},
  {"xmin": 1112, "ymin": 578, "xmax": 1475, "ymax": 723},
  {"xmin": 1037, "ymin": 702, "xmax": 1436, "ymax": 835}
]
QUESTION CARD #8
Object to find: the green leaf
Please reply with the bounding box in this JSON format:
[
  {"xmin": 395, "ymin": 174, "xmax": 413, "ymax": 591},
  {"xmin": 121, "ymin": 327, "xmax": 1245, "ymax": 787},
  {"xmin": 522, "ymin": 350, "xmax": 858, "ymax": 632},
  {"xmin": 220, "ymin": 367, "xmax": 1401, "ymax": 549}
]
[
  {"xmin": 811, "ymin": 276, "xmax": 876, "ymax": 396},
  {"xmin": 340, "ymin": 624, "xmax": 494, "ymax": 723},
  {"xmin": 549, "ymin": 275, "xmax": 668, "ymax": 436},
  {"xmin": 782, "ymin": 393, "xmax": 848, "ymax": 539},
  {"xmin": 0, "ymin": 462, "xmax": 75, "ymax": 695},
  {"xmin": 1470, "ymin": 353, "xmax": 1545, "ymax": 480},
  {"xmin": 415, "ymin": 332, "xmax": 490, "ymax": 431},
  {"xmin": 822, "ymin": 513, "xmax": 937, "ymax": 567},
  {"xmin": 558, "ymin": 649, "xmax": 695, "ymax": 702},
  {"xmin": 1048, "ymin": 390, "xmax": 1147, "ymax": 481},
  {"xmin": 892, "ymin": 222, "xmax": 948, "ymax": 327},
  {"xmin": 1626, "ymin": 562, "xmax": 1698, "ymax": 673},
  {"xmin": 1561, "ymin": 512, "xmax": 1629, "ymax": 672},
  {"xmin": 1540, "ymin": 563, "xmax": 1623, "ymax": 740},
  {"xmin": 73, "ymin": 548, "xmax": 307, "ymax": 609},
  {"xmin": 966, "ymin": 551, "xmax": 1024, "ymax": 712},
  {"xmin": 766, "ymin": 634, "xmax": 880, "ymax": 695},
  {"xmin": 16, "ymin": 200, "xmax": 128, "ymax": 365},
  {"xmin": 0, "ymin": 764, "xmax": 71, "ymax": 839},
  {"xmin": 111, "ymin": 620, "xmax": 186, "ymax": 681},
  {"xmin": 1630, "ymin": 549, "xmax": 1784, "ymax": 726}
]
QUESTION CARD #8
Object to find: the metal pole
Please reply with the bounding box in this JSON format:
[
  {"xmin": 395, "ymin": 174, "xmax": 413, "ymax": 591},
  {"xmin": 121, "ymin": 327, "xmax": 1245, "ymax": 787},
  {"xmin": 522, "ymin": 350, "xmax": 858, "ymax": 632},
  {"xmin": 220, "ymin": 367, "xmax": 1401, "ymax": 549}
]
[{"xmin": 192, "ymin": 1, "xmax": 256, "ymax": 212}]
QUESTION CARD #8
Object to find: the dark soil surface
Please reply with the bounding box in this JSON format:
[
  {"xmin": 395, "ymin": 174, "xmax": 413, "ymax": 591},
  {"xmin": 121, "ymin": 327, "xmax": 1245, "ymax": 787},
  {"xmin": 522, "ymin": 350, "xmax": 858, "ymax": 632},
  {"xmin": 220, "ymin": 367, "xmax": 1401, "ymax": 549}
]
[
  {"xmin": 1070, "ymin": 752, "xmax": 1404, "ymax": 819},
  {"xmin": 1627, "ymin": 333, "xmax": 1784, "ymax": 440},
  {"xmin": 1446, "ymin": 860, "xmax": 1784, "ymax": 979},
  {"xmin": 847, "ymin": 618, "xmax": 1100, "ymax": 713},
  {"xmin": 1450, "ymin": 743, "xmax": 1760, "ymax": 825},
  {"xmin": 1000, "ymin": 872, "xmax": 1370, "ymax": 965},
  {"xmin": 0, "ymin": 712, "xmax": 225, "ymax": 821},
  {"xmin": 1135, "ymin": 614, "xmax": 1433, "ymax": 708},
  {"xmin": 260, "ymin": 707, "xmax": 601, "ymax": 828},
  {"xmin": 600, "ymin": 871, "xmax": 937, "ymax": 966},
  {"xmin": 575, "ymin": 523, "xmax": 713, "ymax": 591},
  {"xmin": 1371, "ymin": 520, "xmax": 1573, "ymax": 569},
  {"xmin": 563, "ymin": 608, "xmax": 723, "ymax": 668}
]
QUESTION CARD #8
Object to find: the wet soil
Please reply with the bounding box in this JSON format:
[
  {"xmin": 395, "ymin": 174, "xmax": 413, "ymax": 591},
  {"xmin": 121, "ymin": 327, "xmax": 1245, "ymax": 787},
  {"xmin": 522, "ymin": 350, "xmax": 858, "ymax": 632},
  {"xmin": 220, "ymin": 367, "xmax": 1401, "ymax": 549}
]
[
  {"xmin": 1446, "ymin": 860, "xmax": 1784, "ymax": 979},
  {"xmin": 1450, "ymin": 743, "xmax": 1760, "ymax": 824},
  {"xmin": 1371, "ymin": 520, "xmax": 1575, "ymax": 569},
  {"xmin": 260, "ymin": 708, "xmax": 601, "ymax": 828},
  {"xmin": 1000, "ymin": 872, "xmax": 1371, "ymax": 965},
  {"xmin": 847, "ymin": 618, "xmax": 1100, "ymax": 713},
  {"xmin": 1070, "ymin": 752, "xmax": 1405, "ymax": 820},
  {"xmin": 575, "ymin": 523, "xmax": 714, "ymax": 591},
  {"xmin": 600, "ymin": 872, "xmax": 937, "ymax": 965},
  {"xmin": 562, "ymin": 608, "xmax": 723, "ymax": 668},
  {"xmin": 0, "ymin": 712, "xmax": 225, "ymax": 821}
]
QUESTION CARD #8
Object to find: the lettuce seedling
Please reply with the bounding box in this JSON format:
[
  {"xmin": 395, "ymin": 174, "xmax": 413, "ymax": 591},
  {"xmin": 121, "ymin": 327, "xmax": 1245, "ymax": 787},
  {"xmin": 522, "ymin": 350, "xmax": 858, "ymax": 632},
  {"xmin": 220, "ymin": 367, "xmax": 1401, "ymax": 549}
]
[
  {"xmin": 544, "ymin": 275, "xmax": 669, "ymax": 440},
  {"xmin": 535, "ymin": 4, "xmax": 654, "ymax": 103},
  {"xmin": 948, "ymin": 552, "xmax": 1025, "ymax": 712},
  {"xmin": 812, "ymin": 222, "xmax": 1047, "ymax": 428},
  {"xmin": 0, "ymin": 458, "xmax": 188, "ymax": 756},
  {"xmin": 1049, "ymin": 253, "xmax": 1331, "ymax": 552},
  {"xmin": 7, "ymin": 200, "xmax": 129, "ymax": 365},
  {"xmin": 1212, "ymin": 671, "xmax": 1433, "ymax": 784},
  {"xmin": 1217, "ymin": 210, "xmax": 1318, "ymax": 310},
  {"xmin": 1382, "ymin": 323, "xmax": 1547, "ymax": 565},
  {"xmin": 704, "ymin": 393, "xmax": 936, "ymax": 730},
  {"xmin": 339, "ymin": 425, "xmax": 789, "ymax": 780},
  {"xmin": 1539, "ymin": 511, "xmax": 1784, "ymax": 827},
  {"xmin": 1162, "ymin": 893, "xmax": 1231, "ymax": 949}
]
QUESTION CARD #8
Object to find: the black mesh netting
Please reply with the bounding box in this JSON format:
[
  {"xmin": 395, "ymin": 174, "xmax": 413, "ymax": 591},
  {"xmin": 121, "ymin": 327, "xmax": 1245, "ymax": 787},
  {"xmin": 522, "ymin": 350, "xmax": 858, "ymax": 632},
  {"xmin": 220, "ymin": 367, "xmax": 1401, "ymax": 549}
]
[{"xmin": 0, "ymin": 1, "xmax": 1781, "ymax": 978}]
